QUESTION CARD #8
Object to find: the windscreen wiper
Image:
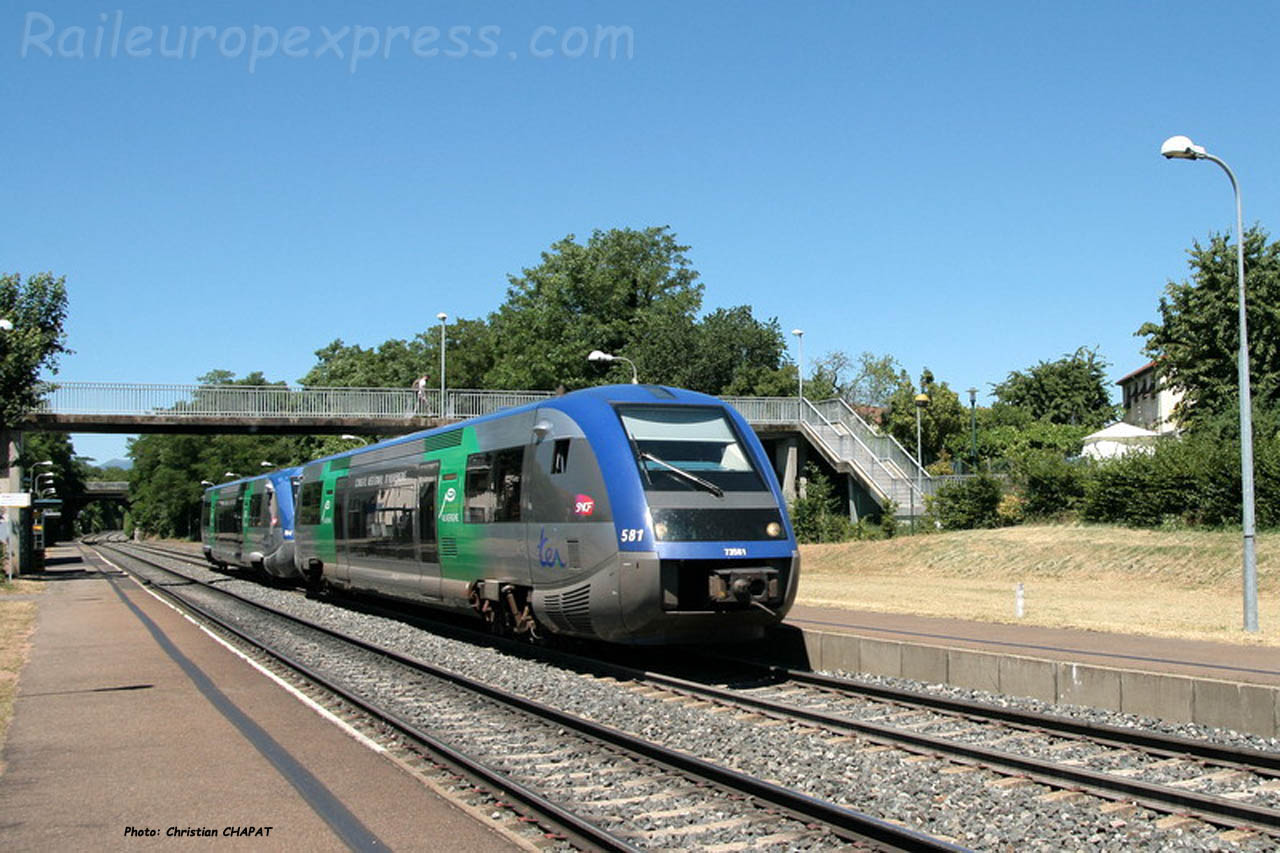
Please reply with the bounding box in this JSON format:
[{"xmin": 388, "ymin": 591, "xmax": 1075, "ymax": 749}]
[{"xmin": 640, "ymin": 451, "xmax": 724, "ymax": 498}]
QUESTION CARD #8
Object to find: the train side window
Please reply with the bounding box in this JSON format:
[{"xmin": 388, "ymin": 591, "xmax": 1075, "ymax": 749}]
[
  {"xmin": 551, "ymin": 439, "xmax": 570, "ymax": 475},
  {"xmin": 299, "ymin": 481, "xmax": 322, "ymax": 525},
  {"xmin": 465, "ymin": 453, "xmax": 495, "ymax": 523},
  {"xmin": 494, "ymin": 447, "xmax": 523, "ymax": 522},
  {"xmin": 465, "ymin": 447, "xmax": 524, "ymax": 523}
]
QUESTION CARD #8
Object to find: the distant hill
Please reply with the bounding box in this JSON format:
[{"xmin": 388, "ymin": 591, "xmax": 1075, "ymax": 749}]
[{"xmin": 101, "ymin": 458, "xmax": 132, "ymax": 471}]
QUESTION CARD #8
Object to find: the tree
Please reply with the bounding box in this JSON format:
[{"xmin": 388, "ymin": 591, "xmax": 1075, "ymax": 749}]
[
  {"xmin": 884, "ymin": 369, "xmax": 965, "ymax": 465},
  {"xmin": 992, "ymin": 346, "xmax": 1116, "ymax": 428},
  {"xmin": 678, "ymin": 306, "xmax": 788, "ymax": 395},
  {"xmin": 812, "ymin": 350, "xmax": 903, "ymax": 408},
  {"xmin": 1139, "ymin": 226, "xmax": 1280, "ymax": 427},
  {"xmin": 484, "ymin": 227, "xmax": 704, "ymax": 389},
  {"xmin": 0, "ymin": 272, "xmax": 70, "ymax": 428},
  {"xmin": 301, "ymin": 318, "xmax": 493, "ymax": 391}
]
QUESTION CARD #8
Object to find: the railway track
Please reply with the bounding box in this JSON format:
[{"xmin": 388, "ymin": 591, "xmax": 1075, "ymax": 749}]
[
  {"xmin": 92, "ymin": 541, "xmax": 960, "ymax": 851},
  {"xmin": 103, "ymin": 540, "xmax": 1280, "ymax": 848}
]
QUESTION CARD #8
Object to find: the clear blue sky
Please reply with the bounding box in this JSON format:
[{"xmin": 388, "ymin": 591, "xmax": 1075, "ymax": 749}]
[{"xmin": 5, "ymin": 1, "xmax": 1279, "ymax": 465}]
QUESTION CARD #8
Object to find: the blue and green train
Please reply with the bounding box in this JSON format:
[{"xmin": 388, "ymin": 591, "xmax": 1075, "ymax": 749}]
[
  {"xmin": 202, "ymin": 466, "xmax": 301, "ymax": 580},
  {"xmin": 203, "ymin": 384, "xmax": 798, "ymax": 644}
]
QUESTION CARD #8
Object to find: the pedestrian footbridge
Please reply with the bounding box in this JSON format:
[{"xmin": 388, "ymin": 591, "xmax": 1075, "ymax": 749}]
[{"xmin": 21, "ymin": 383, "xmax": 933, "ymax": 517}]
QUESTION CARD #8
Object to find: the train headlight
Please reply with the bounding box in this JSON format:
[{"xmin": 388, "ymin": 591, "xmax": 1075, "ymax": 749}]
[
  {"xmin": 653, "ymin": 521, "xmax": 669, "ymax": 540},
  {"xmin": 765, "ymin": 521, "xmax": 782, "ymax": 538}
]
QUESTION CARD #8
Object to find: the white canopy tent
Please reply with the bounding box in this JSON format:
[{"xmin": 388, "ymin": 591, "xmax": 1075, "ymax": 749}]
[{"xmin": 1081, "ymin": 422, "xmax": 1160, "ymax": 460}]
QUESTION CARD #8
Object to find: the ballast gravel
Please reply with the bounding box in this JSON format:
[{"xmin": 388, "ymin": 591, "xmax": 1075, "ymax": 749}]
[{"xmin": 111, "ymin": 547, "xmax": 1278, "ymax": 851}]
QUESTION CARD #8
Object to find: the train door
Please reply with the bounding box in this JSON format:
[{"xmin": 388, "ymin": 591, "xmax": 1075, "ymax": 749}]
[
  {"xmin": 233, "ymin": 485, "xmax": 246, "ymax": 562},
  {"xmin": 416, "ymin": 461, "xmax": 441, "ymax": 599},
  {"xmin": 333, "ymin": 475, "xmax": 351, "ymax": 584}
]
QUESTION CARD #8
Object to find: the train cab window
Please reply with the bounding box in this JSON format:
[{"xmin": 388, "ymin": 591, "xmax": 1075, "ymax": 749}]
[
  {"xmin": 465, "ymin": 447, "xmax": 524, "ymax": 523},
  {"xmin": 617, "ymin": 405, "xmax": 766, "ymax": 493},
  {"xmin": 551, "ymin": 439, "xmax": 570, "ymax": 475}
]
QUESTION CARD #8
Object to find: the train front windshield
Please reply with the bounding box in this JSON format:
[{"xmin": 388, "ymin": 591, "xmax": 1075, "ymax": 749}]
[{"xmin": 617, "ymin": 405, "xmax": 766, "ymax": 493}]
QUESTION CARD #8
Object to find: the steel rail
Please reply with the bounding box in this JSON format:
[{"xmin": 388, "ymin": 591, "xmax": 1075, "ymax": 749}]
[
  {"xmin": 596, "ymin": 657, "xmax": 1280, "ymax": 835},
  {"xmin": 98, "ymin": 544, "xmax": 962, "ymax": 853},
  {"xmin": 120, "ymin": 541, "xmax": 1280, "ymax": 832},
  {"xmin": 93, "ymin": 544, "xmax": 640, "ymax": 853},
  {"xmin": 773, "ymin": 664, "xmax": 1280, "ymax": 773}
]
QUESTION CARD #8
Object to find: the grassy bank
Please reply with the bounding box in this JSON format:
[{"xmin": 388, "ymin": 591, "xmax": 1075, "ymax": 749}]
[
  {"xmin": 797, "ymin": 524, "xmax": 1279, "ymax": 646},
  {"xmin": 0, "ymin": 580, "xmax": 41, "ymax": 773}
]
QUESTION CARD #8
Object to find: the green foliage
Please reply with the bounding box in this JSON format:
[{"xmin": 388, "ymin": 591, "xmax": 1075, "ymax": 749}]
[
  {"xmin": 811, "ymin": 350, "xmax": 903, "ymax": 408},
  {"xmin": 884, "ymin": 369, "xmax": 965, "ymax": 466},
  {"xmin": 790, "ymin": 464, "xmax": 854, "ymax": 543},
  {"xmin": 300, "ymin": 318, "xmax": 493, "ymax": 390},
  {"xmin": 926, "ymin": 475, "xmax": 1004, "ymax": 530},
  {"xmin": 0, "ymin": 272, "xmax": 70, "ymax": 428},
  {"xmin": 1079, "ymin": 409, "xmax": 1280, "ymax": 528},
  {"xmin": 485, "ymin": 227, "xmax": 704, "ymax": 390},
  {"xmin": 1012, "ymin": 451, "xmax": 1090, "ymax": 517},
  {"xmin": 1139, "ymin": 226, "xmax": 1280, "ymax": 427},
  {"xmin": 945, "ymin": 404, "xmax": 1091, "ymax": 469},
  {"xmin": 992, "ymin": 346, "xmax": 1116, "ymax": 428}
]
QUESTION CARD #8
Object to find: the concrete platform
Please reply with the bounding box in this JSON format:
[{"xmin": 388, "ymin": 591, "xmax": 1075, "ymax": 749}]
[
  {"xmin": 0, "ymin": 546, "xmax": 522, "ymax": 851},
  {"xmin": 781, "ymin": 604, "xmax": 1280, "ymax": 739}
]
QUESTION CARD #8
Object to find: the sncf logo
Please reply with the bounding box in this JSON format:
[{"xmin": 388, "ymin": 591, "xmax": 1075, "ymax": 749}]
[{"xmin": 573, "ymin": 494, "xmax": 595, "ymax": 516}]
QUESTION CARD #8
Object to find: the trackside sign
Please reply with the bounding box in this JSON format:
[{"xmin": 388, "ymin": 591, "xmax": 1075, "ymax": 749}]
[{"xmin": 0, "ymin": 493, "xmax": 32, "ymax": 507}]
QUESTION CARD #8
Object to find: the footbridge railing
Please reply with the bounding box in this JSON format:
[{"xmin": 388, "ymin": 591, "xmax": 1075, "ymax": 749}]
[
  {"xmin": 30, "ymin": 383, "xmax": 933, "ymax": 514},
  {"xmin": 31, "ymin": 382, "xmax": 552, "ymax": 421}
]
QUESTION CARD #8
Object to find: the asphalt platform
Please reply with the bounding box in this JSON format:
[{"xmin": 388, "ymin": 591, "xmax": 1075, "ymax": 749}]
[
  {"xmin": 786, "ymin": 603, "xmax": 1280, "ymax": 689},
  {"xmin": 0, "ymin": 545, "xmax": 522, "ymax": 852}
]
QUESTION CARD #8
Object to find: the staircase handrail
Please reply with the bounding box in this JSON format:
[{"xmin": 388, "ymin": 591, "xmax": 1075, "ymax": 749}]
[{"xmin": 796, "ymin": 398, "xmax": 925, "ymax": 507}]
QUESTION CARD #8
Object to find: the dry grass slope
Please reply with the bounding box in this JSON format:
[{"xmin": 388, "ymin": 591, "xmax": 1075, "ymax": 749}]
[
  {"xmin": 0, "ymin": 581, "xmax": 41, "ymax": 773},
  {"xmin": 798, "ymin": 525, "xmax": 1280, "ymax": 646}
]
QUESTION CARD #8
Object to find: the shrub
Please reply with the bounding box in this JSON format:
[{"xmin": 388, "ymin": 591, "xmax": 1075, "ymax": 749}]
[
  {"xmin": 997, "ymin": 493, "xmax": 1027, "ymax": 526},
  {"xmin": 790, "ymin": 464, "xmax": 855, "ymax": 543},
  {"xmin": 1013, "ymin": 451, "xmax": 1090, "ymax": 518},
  {"xmin": 927, "ymin": 475, "xmax": 1004, "ymax": 530}
]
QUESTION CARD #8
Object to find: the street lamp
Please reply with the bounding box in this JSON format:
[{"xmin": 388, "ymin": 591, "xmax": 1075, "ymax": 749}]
[
  {"xmin": 260, "ymin": 461, "xmax": 274, "ymax": 468},
  {"xmin": 1161, "ymin": 134, "xmax": 1258, "ymax": 633},
  {"xmin": 437, "ymin": 312, "xmax": 448, "ymax": 417},
  {"xmin": 791, "ymin": 329, "xmax": 805, "ymax": 402},
  {"xmin": 0, "ymin": 318, "xmax": 12, "ymax": 332},
  {"xmin": 340, "ymin": 434, "xmax": 371, "ymax": 446},
  {"xmin": 200, "ymin": 480, "xmax": 214, "ymax": 488},
  {"xmin": 967, "ymin": 387, "xmax": 979, "ymax": 472},
  {"xmin": 223, "ymin": 471, "xmax": 238, "ymax": 480},
  {"xmin": 588, "ymin": 350, "xmax": 638, "ymax": 384}
]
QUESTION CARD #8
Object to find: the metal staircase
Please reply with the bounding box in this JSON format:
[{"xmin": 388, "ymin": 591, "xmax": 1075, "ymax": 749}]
[{"xmin": 722, "ymin": 397, "xmax": 931, "ymax": 516}]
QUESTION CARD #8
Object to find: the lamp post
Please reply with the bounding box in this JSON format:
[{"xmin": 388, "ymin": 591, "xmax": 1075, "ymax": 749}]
[
  {"xmin": 1161, "ymin": 135, "xmax": 1257, "ymax": 633},
  {"xmin": 340, "ymin": 434, "xmax": 371, "ymax": 446},
  {"xmin": 223, "ymin": 471, "xmax": 238, "ymax": 480},
  {"xmin": 437, "ymin": 312, "xmax": 448, "ymax": 417},
  {"xmin": 200, "ymin": 480, "xmax": 214, "ymax": 488},
  {"xmin": 967, "ymin": 387, "xmax": 979, "ymax": 472},
  {"xmin": 587, "ymin": 350, "xmax": 638, "ymax": 384},
  {"xmin": 791, "ymin": 329, "xmax": 805, "ymax": 403}
]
